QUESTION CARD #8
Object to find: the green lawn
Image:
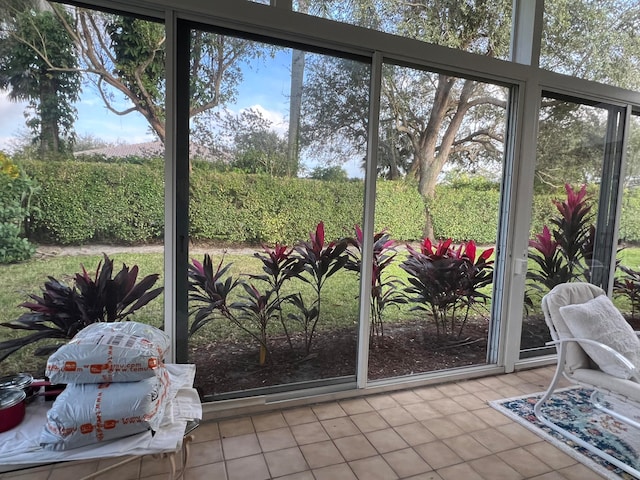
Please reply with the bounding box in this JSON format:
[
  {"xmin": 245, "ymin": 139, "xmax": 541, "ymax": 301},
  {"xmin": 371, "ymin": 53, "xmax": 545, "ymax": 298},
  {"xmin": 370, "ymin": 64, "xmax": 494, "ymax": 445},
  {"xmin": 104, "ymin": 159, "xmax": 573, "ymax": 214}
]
[
  {"xmin": 0, "ymin": 250, "xmax": 365, "ymax": 376},
  {"xmin": 618, "ymin": 247, "xmax": 640, "ymax": 269}
]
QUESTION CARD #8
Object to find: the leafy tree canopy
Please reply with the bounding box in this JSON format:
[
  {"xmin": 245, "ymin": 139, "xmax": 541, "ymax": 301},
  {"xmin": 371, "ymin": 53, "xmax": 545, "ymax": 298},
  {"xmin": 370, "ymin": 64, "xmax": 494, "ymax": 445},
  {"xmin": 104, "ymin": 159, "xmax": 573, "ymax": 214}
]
[
  {"xmin": 46, "ymin": 4, "xmax": 268, "ymax": 144},
  {"xmin": 541, "ymin": 0, "xmax": 640, "ymax": 91},
  {"xmin": 0, "ymin": 3, "xmax": 81, "ymax": 155},
  {"xmin": 193, "ymin": 107, "xmax": 294, "ymax": 176},
  {"xmin": 309, "ymin": 165, "xmax": 349, "ymax": 181},
  {"xmin": 302, "ymin": 0, "xmax": 640, "ymax": 193}
]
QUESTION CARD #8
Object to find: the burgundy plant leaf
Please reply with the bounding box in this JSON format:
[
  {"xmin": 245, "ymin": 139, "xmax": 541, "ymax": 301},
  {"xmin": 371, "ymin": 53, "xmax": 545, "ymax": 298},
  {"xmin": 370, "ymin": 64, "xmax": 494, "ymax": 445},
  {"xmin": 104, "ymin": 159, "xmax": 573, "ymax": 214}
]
[
  {"xmin": 191, "ymin": 258, "xmax": 204, "ymax": 275},
  {"xmin": 529, "ymin": 225, "xmax": 557, "ymax": 258},
  {"xmin": 420, "ymin": 237, "xmax": 433, "ymax": 255},
  {"xmin": 479, "ymin": 248, "xmax": 494, "ymax": 262},
  {"xmin": 120, "ymin": 273, "xmax": 161, "ymax": 306},
  {"xmin": 464, "ymin": 240, "xmax": 477, "ymax": 263},
  {"xmin": 435, "ymin": 238, "xmax": 453, "ymax": 257},
  {"xmin": 355, "ymin": 224, "xmax": 364, "ymax": 245}
]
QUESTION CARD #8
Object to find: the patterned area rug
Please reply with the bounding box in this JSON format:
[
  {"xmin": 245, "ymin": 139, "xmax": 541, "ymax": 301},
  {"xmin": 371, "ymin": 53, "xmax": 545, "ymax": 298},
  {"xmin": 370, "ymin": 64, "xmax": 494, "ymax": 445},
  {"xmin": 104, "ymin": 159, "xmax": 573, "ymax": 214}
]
[{"xmin": 489, "ymin": 387, "xmax": 640, "ymax": 479}]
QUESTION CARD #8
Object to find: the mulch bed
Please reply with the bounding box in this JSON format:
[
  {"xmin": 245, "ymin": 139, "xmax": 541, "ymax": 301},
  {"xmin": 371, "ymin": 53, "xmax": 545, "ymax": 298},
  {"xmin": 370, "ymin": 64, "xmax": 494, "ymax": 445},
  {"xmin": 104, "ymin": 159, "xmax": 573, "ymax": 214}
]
[
  {"xmin": 190, "ymin": 316, "xmax": 551, "ymax": 400},
  {"xmin": 190, "ymin": 311, "xmax": 640, "ymax": 398}
]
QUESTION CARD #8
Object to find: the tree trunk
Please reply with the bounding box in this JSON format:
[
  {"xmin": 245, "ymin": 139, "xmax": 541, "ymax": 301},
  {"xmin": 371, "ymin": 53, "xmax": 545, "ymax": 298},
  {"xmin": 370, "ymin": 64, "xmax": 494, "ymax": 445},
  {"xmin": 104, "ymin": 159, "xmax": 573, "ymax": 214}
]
[
  {"xmin": 288, "ymin": 49, "xmax": 305, "ymax": 177},
  {"xmin": 39, "ymin": 75, "xmax": 60, "ymax": 154},
  {"xmin": 416, "ymin": 148, "xmax": 441, "ymax": 239},
  {"xmin": 415, "ymin": 74, "xmax": 455, "ymax": 238},
  {"xmin": 415, "ymin": 76, "xmax": 476, "ymax": 239}
]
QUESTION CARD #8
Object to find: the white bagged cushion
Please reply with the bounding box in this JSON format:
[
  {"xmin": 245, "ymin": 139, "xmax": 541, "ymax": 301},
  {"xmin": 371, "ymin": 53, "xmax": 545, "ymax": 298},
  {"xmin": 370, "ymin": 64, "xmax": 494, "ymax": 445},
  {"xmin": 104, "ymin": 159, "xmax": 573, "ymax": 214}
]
[
  {"xmin": 46, "ymin": 321, "xmax": 170, "ymax": 384},
  {"xmin": 40, "ymin": 367, "xmax": 170, "ymax": 450},
  {"xmin": 559, "ymin": 295, "xmax": 640, "ymax": 379}
]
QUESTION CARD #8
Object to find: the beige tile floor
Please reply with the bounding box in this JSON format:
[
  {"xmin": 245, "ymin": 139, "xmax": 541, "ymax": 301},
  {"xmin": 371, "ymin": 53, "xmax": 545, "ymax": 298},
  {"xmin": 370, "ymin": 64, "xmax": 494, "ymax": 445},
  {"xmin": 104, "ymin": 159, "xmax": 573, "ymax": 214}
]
[{"xmin": 0, "ymin": 366, "xmax": 609, "ymax": 480}]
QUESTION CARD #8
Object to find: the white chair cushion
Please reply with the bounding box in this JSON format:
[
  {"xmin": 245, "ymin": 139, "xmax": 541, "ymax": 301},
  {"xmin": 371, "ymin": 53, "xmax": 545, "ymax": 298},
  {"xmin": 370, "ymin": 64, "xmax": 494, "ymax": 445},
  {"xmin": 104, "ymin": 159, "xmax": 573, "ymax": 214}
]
[
  {"xmin": 542, "ymin": 283, "xmax": 605, "ymax": 372},
  {"xmin": 559, "ymin": 295, "xmax": 640, "ymax": 379}
]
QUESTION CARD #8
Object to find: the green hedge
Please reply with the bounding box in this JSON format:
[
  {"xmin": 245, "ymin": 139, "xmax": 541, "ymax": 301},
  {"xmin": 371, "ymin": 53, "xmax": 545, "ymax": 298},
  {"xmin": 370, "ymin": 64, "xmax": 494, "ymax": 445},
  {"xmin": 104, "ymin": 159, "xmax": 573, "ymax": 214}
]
[
  {"xmin": 23, "ymin": 160, "xmax": 164, "ymax": 244},
  {"xmin": 21, "ymin": 159, "xmax": 640, "ymax": 246},
  {"xmin": 429, "ymin": 185, "xmax": 499, "ymax": 243},
  {"xmin": 22, "ymin": 160, "xmax": 426, "ymax": 245},
  {"xmin": 190, "ymin": 173, "xmax": 426, "ymax": 244}
]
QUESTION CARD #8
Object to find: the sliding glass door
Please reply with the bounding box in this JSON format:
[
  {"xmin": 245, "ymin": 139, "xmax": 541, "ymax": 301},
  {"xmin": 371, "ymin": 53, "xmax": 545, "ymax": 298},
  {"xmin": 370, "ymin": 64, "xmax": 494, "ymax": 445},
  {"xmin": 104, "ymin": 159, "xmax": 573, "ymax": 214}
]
[
  {"xmin": 181, "ymin": 23, "xmax": 369, "ymax": 400},
  {"xmin": 520, "ymin": 93, "xmax": 625, "ymax": 358}
]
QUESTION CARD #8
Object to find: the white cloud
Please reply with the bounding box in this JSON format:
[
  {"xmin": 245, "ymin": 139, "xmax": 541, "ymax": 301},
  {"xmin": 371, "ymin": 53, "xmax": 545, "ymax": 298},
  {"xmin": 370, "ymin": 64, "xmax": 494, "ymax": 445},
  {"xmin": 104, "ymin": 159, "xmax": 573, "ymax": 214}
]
[
  {"xmin": 242, "ymin": 104, "xmax": 288, "ymax": 136},
  {"xmin": 0, "ymin": 88, "xmax": 156, "ymax": 152},
  {"xmin": 0, "ymin": 90, "xmax": 28, "ymax": 152}
]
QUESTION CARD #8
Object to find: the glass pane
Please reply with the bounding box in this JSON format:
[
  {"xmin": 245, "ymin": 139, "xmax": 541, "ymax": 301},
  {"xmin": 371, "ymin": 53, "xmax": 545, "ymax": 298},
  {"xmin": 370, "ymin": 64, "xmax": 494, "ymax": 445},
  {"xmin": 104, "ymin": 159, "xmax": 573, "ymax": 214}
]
[
  {"xmin": 293, "ymin": 0, "xmax": 512, "ymax": 59},
  {"xmin": 616, "ymin": 113, "xmax": 640, "ymax": 324},
  {"xmin": 368, "ymin": 64, "xmax": 509, "ymax": 381},
  {"xmin": 541, "ymin": 0, "xmax": 640, "ymax": 90},
  {"xmin": 186, "ymin": 29, "xmax": 368, "ymax": 399},
  {"xmin": 0, "ymin": 6, "xmax": 165, "ymax": 377},
  {"xmin": 520, "ymin": 96, "xmax": 610, "ymax": 358}
]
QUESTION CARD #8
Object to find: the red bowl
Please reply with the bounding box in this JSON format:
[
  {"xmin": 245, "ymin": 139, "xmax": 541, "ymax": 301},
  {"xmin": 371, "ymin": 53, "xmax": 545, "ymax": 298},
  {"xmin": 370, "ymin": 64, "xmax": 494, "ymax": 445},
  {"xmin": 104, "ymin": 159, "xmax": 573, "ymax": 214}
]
[{"xmin": 0, "ymin": 388, "xmax": 26, "ymax": 433}]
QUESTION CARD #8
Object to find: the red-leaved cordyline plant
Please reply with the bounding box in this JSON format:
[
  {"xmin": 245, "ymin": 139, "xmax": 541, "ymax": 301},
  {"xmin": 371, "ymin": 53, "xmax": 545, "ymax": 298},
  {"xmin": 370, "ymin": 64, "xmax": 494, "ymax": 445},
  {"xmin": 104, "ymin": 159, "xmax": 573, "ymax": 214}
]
[
  {"xmin": 345, "ymin": 225, "xmax": 407, "ymax": 339},
  {"xmin": 288, "ymin": 222, "xmax": 349, "ymax": 355},
  {"xmin": 400, "ymin": 238, "xmax": 494, "ymax": 338},
  {"xmin": 527, "ymin": 225, "xmax": 569, "ymax": 293},
  {"xmin": 452, "ymin": 240, "xmax": 495, "ymax": 336},
  {"xmin": 0, "ymin": 254, "xmax": 163, "ymax": 363},
  {"xmin": 551, "ymin": 184, "xmax": 592, "ymax": 277},
  {"xmin": 251, "ymin": 243, "xmax": 304, "ymax": 351},
  {"xmin": 526, "ymin": 184, "xmax": 595, "ymax": 304},
  {"xmin": 412, "ymin": 237, "xmax": 453, "ymax": 257}
]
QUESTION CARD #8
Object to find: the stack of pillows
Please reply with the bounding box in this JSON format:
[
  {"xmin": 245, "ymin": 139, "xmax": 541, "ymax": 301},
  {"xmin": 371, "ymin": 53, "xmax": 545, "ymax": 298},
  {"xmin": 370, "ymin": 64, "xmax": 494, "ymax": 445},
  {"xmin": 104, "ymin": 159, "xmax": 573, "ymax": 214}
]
[{"xmin": 40, "ymin": 321, "xmax": 171, "ymax": 450}]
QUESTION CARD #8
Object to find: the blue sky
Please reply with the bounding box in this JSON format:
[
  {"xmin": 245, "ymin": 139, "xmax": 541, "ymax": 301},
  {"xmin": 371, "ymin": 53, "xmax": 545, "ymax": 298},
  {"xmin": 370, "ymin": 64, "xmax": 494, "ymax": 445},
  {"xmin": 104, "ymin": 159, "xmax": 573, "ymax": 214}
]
[
  {"xmin": 0, "ymin": 90, "xmax": 154, "ymax": 151},
  {"xmin": 0, "ymin": 49, "xmax": 289, "ymax": 153},
  {"xmin": 0, "ymin": 47, "xmax": 363, "ymax": 177}
]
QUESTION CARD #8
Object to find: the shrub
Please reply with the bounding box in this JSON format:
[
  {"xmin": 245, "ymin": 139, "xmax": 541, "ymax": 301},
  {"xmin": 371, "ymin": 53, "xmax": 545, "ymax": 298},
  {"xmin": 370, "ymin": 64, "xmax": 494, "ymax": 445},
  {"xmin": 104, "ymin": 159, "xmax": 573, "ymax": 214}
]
[
  {"xmin": 429, "ymin": 183, "xmax": 499, "ymax": 243},
  {"xmin": 0, "ymin": 153, "xmax": 38, "ymax": 263},
  {"xmin": 24, "ymin": 157, "xmax": 640, "ymax": 248},
  {"xmin": 189, "ymin": 169, "xmax": 425, "ymax": 244},
  {"xmin": 345, "ymin": 225, "xmax": 407, "ymax": 339},
  {"xmin": 619, "ymin": 187, "xmax": 640, "ymax": 244},
  {"xmin": 287, "ymin": 222, "xmax": 349, "ymax": 354},
  {"xmin": 613, "ymin": 265, "xmax": 640, "ymax": 320},
  {"xmin": 526, "ymin": 184, "xmax": 595, "ymax": 304}
]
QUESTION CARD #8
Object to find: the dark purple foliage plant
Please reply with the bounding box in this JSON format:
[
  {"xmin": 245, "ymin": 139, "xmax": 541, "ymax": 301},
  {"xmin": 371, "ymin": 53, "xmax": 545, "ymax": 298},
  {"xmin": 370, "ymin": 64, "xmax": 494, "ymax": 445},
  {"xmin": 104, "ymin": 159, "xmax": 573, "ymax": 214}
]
[
  {"xmin": 613, "ymin": 266, "xmax": 640, "ymax": 321},
  {"xmin": 188, "ymin": 253, "xmax": 239, "ymax": 336},
  {"xmin": 250, "ymin": 243, "xmax": 304, "ymax": 351},
  {"xmin": 189, "ymin": 253, "xmax": 288, "ymax": 366},
  {"xmin": 230, "ymin": 283, "xmax": 283, "ymax": 365},
  {"xmin": 0, "ymin": 254, "xmax": 163, "ymax": 363}
]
